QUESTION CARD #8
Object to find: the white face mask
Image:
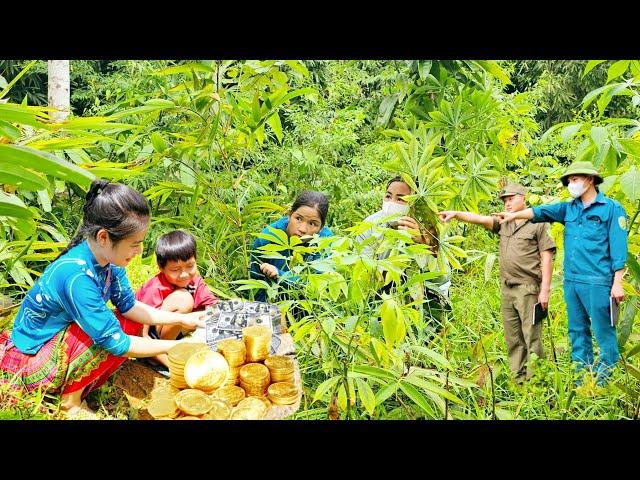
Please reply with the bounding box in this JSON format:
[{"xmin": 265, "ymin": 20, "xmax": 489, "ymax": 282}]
[
  {"xmin": 381, "ymin": 201, "xmax": 410, "ymax": 217},
  {"xmin": 568, "ymin": 180, "xmax": 587, "ymax": 198}
]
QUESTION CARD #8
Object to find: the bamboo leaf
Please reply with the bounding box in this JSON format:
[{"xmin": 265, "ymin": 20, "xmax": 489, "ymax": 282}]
[
  {"xmin": 0, "ymin": 144, "xmax": 94, "ymax": 187},
  {"xmin": 399, "ymin": 380, "xmax": 436, "ymax": 415},
  {"xmin": 312, "ymin": 376, "xmax": 341, "ymax": 403},
  {"xmin": 356, "ymin": 378, "xmax": 376, "ymax": 415}
]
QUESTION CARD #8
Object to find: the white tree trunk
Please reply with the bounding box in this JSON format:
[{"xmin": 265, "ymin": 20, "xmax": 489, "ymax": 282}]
[{"xmin": 48, "ymin": 60, "xmax": 70, "ymax": 122}]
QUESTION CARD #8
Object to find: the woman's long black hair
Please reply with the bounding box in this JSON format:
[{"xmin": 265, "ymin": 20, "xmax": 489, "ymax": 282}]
[{"xmin": 55, "ymin": 179, "xmax": 150, "ymax": 260}]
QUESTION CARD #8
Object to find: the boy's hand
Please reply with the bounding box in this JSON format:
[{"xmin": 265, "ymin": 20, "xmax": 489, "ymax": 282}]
[
  {"xmin": 260, "ymin": 263, "xmax": 279, "ymax": 279},
  {"xmin": 179, "ymin": 311, "xmax": 205, "ymax": 330}
]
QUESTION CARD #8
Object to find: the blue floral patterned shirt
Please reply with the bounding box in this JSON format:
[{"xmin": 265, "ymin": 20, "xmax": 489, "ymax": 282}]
[{"xmin": 11, "ymin": 240, "xmax": 137, "ymax": 356}]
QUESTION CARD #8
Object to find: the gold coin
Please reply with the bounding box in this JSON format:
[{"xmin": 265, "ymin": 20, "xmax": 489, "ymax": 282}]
[
  {"xmin": 269, "ymin": 396, "xmax": 299, "ymax": 406},
  {"xmin": 229, "ymin": 407, "xmax": 263, "ymax": 420},
  {"xmin": 184, "ymin": 350, "xmax": 229, "ymax": 391},
  {"xmin": 242, "ymin": 325, "xmax": 271, "ymax": 339},
  {"xmin": 217, "ymin": 339, "xmax": 246, "ymax": 366},
  {"xmin": 270, "ymin": 373, "xmax": 295, "ymax": 383},
  {"xmin": 232, "ymin": 396, "xmax": 267, "ymax": 419},
  {"xmin": 177, "ymin": 415, "xmax": 202, "ymax": 420},
  {"xmin": 168, "ymin": 342, "xmax": 209, "ymax": 364},
  {"xmin": 239, "ymin": 363, "xmax": 270, "ymax": 382},
  {"xmin": 267, "ymin": 382, "xmax": 299, "ymax": 404},
  {"xmin": 203, "ymin": 399, "xmax": 232, "ymax": 420},
  {"xmin": 175, "ymin": 389, "xmax": 213, "ymax": 416},
  {"xmin": 236, "ymin": 396, "xmax": 268, "ymax": 412},
  {"xmin": 264, "ymin": 355, "xmax": 294, "ymax": 371},
  {"xmin": 248, "ymin": 395, "xmax": 272, "ymax": 410},
  {"xmin": 150, "ymin": 384, "xmax": 180, "ymax": 399},
  {"xmin": 240, "ymin": 384, "xmax": 268, "ymax": 398},
  {"xmin": 211, "ymin": 385, "xmax": 246, "ymax": 406},
  {"xmin": 147, "ymin": 396, "xmax": 178, "ymax": 419}
]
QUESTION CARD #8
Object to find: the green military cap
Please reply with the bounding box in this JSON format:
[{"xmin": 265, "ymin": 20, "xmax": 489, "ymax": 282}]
[
  {"xmin": 560, "ymin": 160, "xmax": 603, "ymax": 186},
  {"xmin": 499, "ymin": 183, "xmax": 528, "ymax": 198}
]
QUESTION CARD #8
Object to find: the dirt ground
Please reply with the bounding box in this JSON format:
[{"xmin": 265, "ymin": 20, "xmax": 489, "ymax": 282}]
[{"xmin": 87, "ymin": 360, "xmax": 169, "ymax": 420}]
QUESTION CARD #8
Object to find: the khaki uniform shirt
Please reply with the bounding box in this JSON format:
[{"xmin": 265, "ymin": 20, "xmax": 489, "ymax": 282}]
[{"xmin": 491, "ymin": 218, "xmax": 556, "ymax": 286}]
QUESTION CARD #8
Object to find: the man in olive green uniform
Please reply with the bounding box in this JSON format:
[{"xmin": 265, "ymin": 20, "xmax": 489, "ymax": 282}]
[{"xmin": 439, "ymin": 184, "xmax": 556, "ymax": 383}]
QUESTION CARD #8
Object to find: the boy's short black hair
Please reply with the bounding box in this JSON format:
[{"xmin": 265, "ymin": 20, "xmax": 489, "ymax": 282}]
[{"xmin": 155, "ymin": 230, "xmax": 197, "ymax": 268}]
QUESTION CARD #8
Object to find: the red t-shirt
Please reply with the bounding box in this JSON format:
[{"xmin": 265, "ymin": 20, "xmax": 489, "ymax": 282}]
[{"xmin": 135, "ymin": 272, "xmax": 217, "ymax": 310}]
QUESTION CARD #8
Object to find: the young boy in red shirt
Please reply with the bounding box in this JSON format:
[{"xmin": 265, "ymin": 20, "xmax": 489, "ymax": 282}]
[{"xmin": 138, "ymin": 230, "xmax": 216, "ymax": 368}]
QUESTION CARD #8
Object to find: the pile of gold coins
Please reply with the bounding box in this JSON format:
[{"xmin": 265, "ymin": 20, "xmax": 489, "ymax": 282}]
[{"xmin": 146, "ymin": 325, "xmax": 300, "ymax": 420}]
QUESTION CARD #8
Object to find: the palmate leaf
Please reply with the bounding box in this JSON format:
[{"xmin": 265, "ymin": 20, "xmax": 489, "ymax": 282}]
[{"xmin": 458, "ymin": 152, "xmax": 500, "ymax": 206}]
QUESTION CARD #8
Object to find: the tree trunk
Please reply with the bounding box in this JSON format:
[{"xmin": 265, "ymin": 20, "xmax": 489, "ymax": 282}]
[{"xmin": 48, "ymin": 60, "xmax": 70, "ymax": 122}]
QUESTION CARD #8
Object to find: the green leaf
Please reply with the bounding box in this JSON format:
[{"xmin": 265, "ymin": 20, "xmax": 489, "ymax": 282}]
[
  {"xmin": 560, "ymin": 124, "xmax": 582, "ymax": 143},
  {"xmin": 36, "ymin": 189, "xmax": 51, "ymax": 213},
  {"xmin": 581, "ymin": 84, "xmax": 610, "ymax": 110},
  {"xmin": 0, "ymin": 103, "xmax": 49, "ymax": 129},
  {"xmin": 583, "ymin": 60, "xmax": 606, "ymax": 78},
  {"xmin": 150, "ymin": 132, "xmax": 167, "ymax": 153},
  {"xmin": 337, "ymin": 384, "xmax": 347, "ymax": 411},
  {"xmin": 153, "ymin": 63, "xmax": 214, "ymax": 76},
  {"xmin": 376, "ymin": 94, "xmax": 399, "ymax": 128},
  {"xmin": 410, "ymin": 345, "xmax": 453, "ymax": 370},
  {"xmin": 144, "ymin": 99, "xmax": 176, "ymax": 108},
  {"xmin": 0, "ymin": 60, "xmax": 37, "ymax": 100},
  {"xmin": 404, "ymin": 373, "xmax": 463, "ymax": 404},
  {"xmin": 620, "ymin": 166, "xmax": 640, "ymax": 202},
  {"xmin": 380, "ymin": 298, "xmax": 406, "ymax": 346},
  {"xmin": 0, "ymin": 163, "xmax": 49, "ymax": 191},
  {"xmin": 0, "ymin": 144, "xmax": 94, "ymax": 188},
  {"xmin": 399, "ymin": 380, "xmax": 433, "ymax": 415},
  {"xmin": 356, "ymin": 378, "xmax": 376, "ymax": 415},
  {"xmin": 284, "ymin": 60, "xmax": 309, "ymax": 77},
  {"xmin": 484, "ymin": 253, "xmax": 496, "ymax": 283},
  {"xmin": 599, "ymin": 174, "xmax": 618, "ymax": 194},
  {"xmin": 321, "ymin": 318, "xmax": 336, "ymax": 338},
  {"xmin": 474, "ymin": 60, "xmax": 512, "ymax": 85},
  {"xmin": 618, "ymin": 297, "xmax": 638, "ymax": 348},
  {"xmin": 590, "ymin": 126, "xmax": 608, "ymax": 147},
  {"xmin": 626, "ymin": 252, "xmax": 640, "ymax": 284},
  {"xmin": 351, "ymin": 365, "xmax": 397, "ymax": 382},
  {"xmin": 312, "ymin": 376, "xmax": 341, "ymax": 403},
  {"xmin": 417, "ymin": 60, "xmax": 433, "ymax": 80},
  {"xmin": 0, "ymin": 191, "xmax": 33, "ymax": 218},
  {"xmin": 266, "ymin": 113, "xmax": 283, "ymax": 143},
  {"xmin": 254, "ymin": 226, "xmax": 289, "ymax": 247},
  {"xmin": 619, "ymin": 138, "xmax": 640, "ymax": 158},
  {"xmin": 375, "ymin": 382, "xmax": 399, "ymax": 405},
  {"xmin": 0, "ymin": 119, "xmax": 21, "ymax": 140},
  {"xmin": 231, "ymin": 279, "xmax": 271, "ymax": 291},
  {"xmin": 607, "ymin": 60, "xmax": 630, "ymax": 83}
]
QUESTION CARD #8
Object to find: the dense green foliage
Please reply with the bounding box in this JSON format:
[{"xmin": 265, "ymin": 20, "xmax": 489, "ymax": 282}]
[{"xmin": 1, "ymin": 59, "xmax": 639, "ymax": 420}]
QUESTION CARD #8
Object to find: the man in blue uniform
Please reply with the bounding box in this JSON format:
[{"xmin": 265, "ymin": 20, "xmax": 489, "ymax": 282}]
[{"xmin": 497, "ymin": 161, "xmax": 628, "ymax": 384}]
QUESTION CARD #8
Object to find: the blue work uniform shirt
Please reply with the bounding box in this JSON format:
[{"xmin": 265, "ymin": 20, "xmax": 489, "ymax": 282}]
[
  {"xmin": 11, "ymin": 240, "xmax": 137, "ymax": 356},
  {"xmin": 531, "ymin": 190, "xmax": 628, "ymax": 286}
]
